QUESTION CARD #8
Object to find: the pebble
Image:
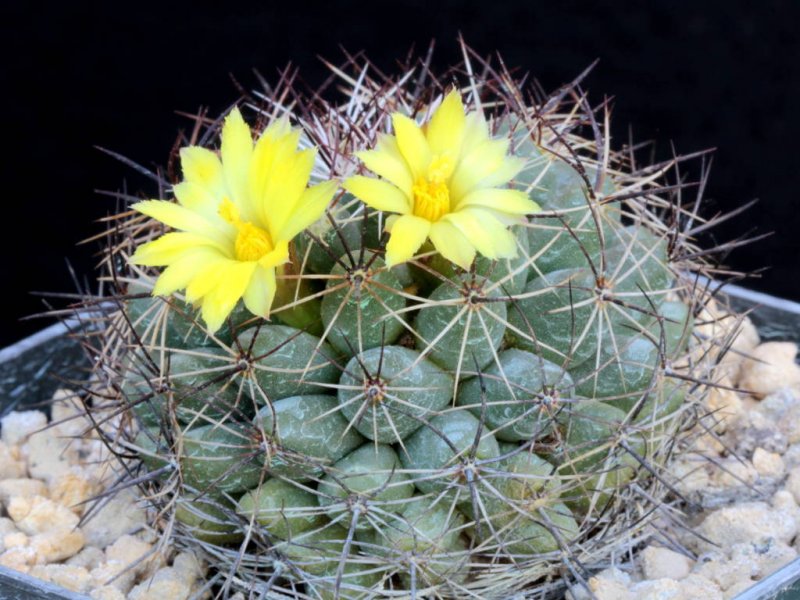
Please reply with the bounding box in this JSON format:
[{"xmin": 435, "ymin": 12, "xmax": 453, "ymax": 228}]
[
  {"xmin": 786, "ymin": 467, "xmax": 800, "ymax": 504},
  {"xmin": 694, "ymin": 549, "xmax": 759, "ymax": 591},
  {"xmin": 29, "ymin": 564, "xmax": 92, "ymax": 593},
  {"xmin": 0, "ymin": 442, "xmax": 26, "ymax": 479},
  {"xmin": 49, "ymin": 470, "xmax": 97, "ymax": 513},
  {"xmin": 729, "ymin": 539, "xmax": 797, "ymax": 579},
  {"xmin": 710, "ymin": 457, "xmax": 758, "ymax": 488},
  {"xmin": 641, "ymin": 545, "xmax": 694, "ymax": 580},
  {"xmin": 738, "ymin": 342, "xmax": 800, "ymax": 398},
  {"xmin": 0, "ymin": 410, "xmax": 48, "ymax": 445},
  {"xmin": 6, "ymin": 495, "xmax": 80, "ymax": 535},
  {"xmin": 0, "ymin": 399, "xmax": 207, "ymax": 600},
  {"xmin": 30, "ymin": 529, "xmax": 85, "ymax": 563},
  {"xmin": 0, "ymin": 478, "xmax": 48, "ymax": 505},
  {"xmin": 66, "ymin": 546, "xmax": 106, "ymax": 570},
  {"xmin": 696, "ymin": 501, "xmax": 798, "ymax": 552},
  {"xmin": 752, "ymin": 447, "xmax": 786, "ymax": 478},
  {"xmin": 128, "ymin": 567, "xmax": 192, "ymax": 600}
]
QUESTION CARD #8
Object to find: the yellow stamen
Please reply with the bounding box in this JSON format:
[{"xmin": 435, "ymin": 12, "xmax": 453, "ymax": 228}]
[
  {"xmin": 412, "ymin": 154, "xmax": 455, "ymax": 222},
  {"xmin": 219, "ymin": 198, "xmax": 274, "ymax": 262}
]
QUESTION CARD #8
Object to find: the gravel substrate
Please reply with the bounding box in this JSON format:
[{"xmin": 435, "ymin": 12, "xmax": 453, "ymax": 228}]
[
  {"xmin": 3, "ymin": 311, "xmax": 800, "ymax": 599},
  {"xmin": 0, "ymin": 390, "xmax": 209, "ymax": 599}
]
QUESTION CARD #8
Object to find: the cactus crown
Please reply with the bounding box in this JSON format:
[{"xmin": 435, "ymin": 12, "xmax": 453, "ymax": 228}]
[{"xmin": 80, "ymin": 43, "xmax": 734, "ymax": 599}]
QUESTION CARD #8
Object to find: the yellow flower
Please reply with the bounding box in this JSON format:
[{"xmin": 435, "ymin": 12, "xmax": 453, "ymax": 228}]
[
  {"xmin": 344, "ymin": 90, "xmax": 539, "ymax": 269},
  {"xmin": 130, "ymin": 108, "xmax": 336, "ymax": 333}
]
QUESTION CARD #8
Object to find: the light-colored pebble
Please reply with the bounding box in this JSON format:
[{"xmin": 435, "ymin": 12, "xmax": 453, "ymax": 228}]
[
  {"xmin": 49, "ymin": 471, "xmax": 96, "ymax": 514},
  {"xmin": 710, "ymin": 458, "xmax": 758, "ymax": 488},
  {"xmin": 679, "ymin": 574, "xmax": 724, "ymax": 599},
  {"xmin": 6, "ymin": 494, "xmax": 80, "ymax": 535},
  {"xmin": 787, "ymin": 467, "xmax": 800, "ymax": 504},
  {"xmin": 89, "ymin": 586, "xmax": 127, "ymax": 600},
  {"xmin": 4, "ymin": 532, "xmax": 28, "ymax": 549},
  {"xmin": 0, "ymin": 410, "xmax": 47, "ymax": 445},
  {"xmin": 89, "ymin": 561, "xmax": 138, "ymax": 594},
  {"xmin": 81, "ymin": 488, "xmax": 146, "ymax": 547},
  {"xmin": 696, "ymin": 501, "xmax": 798, "ymax": 552},
  {"xmin": 29, "ymin": 564, "xmax": 91, "ymax": 593},
  {"xmin": 0, "ymin": 442, "xmax": 26, "ymax": 479},
  {"xmin": 693, "ymin": 550, "xmax": 759, "ymax": 591},
  {"xmin": 730, "ymin": 539, "xmax": 798, "ymax": 579},
  {"xmin": 172, "ymin": 551, "xmax": 206, "ymax": 583},
  {"xmin": 30, "ymin": 528, "xmax": 85, "ymax": 563},
  {"xmin": 49, "ymin": 389, "xmax": 90, "ymax": 438},
  {"xmin": 23, "ymin": 427, "xmax": 78, "ymax": 484},
  {"xmin": 739, "ymin": 342, "xmax": 800, "ymax": 398},
  {"xmin": 0, "ymin": 478, "xmax": 48, "ymax": 505},
  {"xmin": 629, "ymin": 578, "xmax": 682, "ymax": 599},
  {"xmin": 724, "ymin": 578, "xmax": 756, "ymax": 599},
  {"xmin": 670, "ymin": 458, "xmax": 711, "ymax": 494},
  {"xmin": 641, "ymin": 545, "xmax": 694, "ymax": 580},
  {"xmin": 66, "ymin": 545, "xmax": 106, "ymax": 570},
  {"xmin": 128, "ymin": 567, "xmax": 193, "ymax": 600},
  {"xmin": 0, "ymin": 546, "xmax": 37, "ymax": 573},
  {"xmin": 753, "ymin": 447, "xmax": 786, "ymax": 478},
  {"xmin": 105, "ymin": 534, "xmax": 154, "ymax": 576}
]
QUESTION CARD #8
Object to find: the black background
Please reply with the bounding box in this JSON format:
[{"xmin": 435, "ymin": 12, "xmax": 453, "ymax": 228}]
[{"xmin": 2, "ymin": 1, "xmax": 798, "ymax": 347}]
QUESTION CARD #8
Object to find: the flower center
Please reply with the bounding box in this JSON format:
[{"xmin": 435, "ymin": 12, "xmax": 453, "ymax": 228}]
[
  {"xmin": 219, "ymin": 198, "xmax": 274, "ymax": 262},
  {"xmin": 412, "ymin": 154, "xmax": 455, "ymax": 222}
]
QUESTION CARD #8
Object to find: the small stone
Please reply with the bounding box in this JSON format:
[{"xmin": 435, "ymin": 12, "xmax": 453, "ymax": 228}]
[
  {"xmin": 89, "ymin": 561, "xmax": 138, "ymax": 594},
  {"xmin": 696, "ymin": 502, "xmax": 798, "ymax": 552},
  {"xmin": 641, "ymin": 545, "xmax": 694, "ymax": 580},
  {"xmin": 29, "ymin": 528, "xmax": 85, "ymax": 563},
  {"xmin": 694, "ymin": 550, "xmax": 759, "ymax": 591},
  {"xmin": 629, "ymin": 578, "xmax": 682, "ymax": 599},
  {"xmin": 0, "ymin": 478, "xmax": 48, "ymax": 506},
  {"xmin": 89, "ymin": 586, "xmax": 127, "ymax": 600},
  {"xmin": 772, "ymin": 491, "xmax": 800, "ymax": 524},
  {"xmin": 105, "ymin": 534, "xmax": 153, "ymax": 576},
  {"xmin": 586, "ymin": 567, "xmax": 633, "ymax": 600},
  {"xmin": 753, "ymin": 447, "xmax": 786, "ymax": 478},
  {"xmin": 0, "ymin": 442, "xmax": 26, "ymax": 479},
  {"xmin": 723, "ymin": 579, "xmax": 755, "ymax": 599},
  {"xmin": 23, "ymin": 427, "xmax": 78, "ymax": 484},
  {"xmin": 0, "ymin": 410, "xmax": 47, "ymax": 445},
  {"xmin": 678, "ymin": 574, "xmax": 723, "ymax": 599},
  {"xmin": 783, "ymin": 444, "xmax": 800, "ymax": 468},
  {"xmin": 671, "ymin": 458, "xmax": 711, "ymax": 494},
  {"xmin": 730, "ymin": 539, "xmax": 798, "ymax": 579},
  {"xmin": 49, "ymin": 471, "xmax": 97, "ymax": 514},
  {"xmin": 128, "ymin": 567, "xmax": 192, "ymax": 600},
  {"xmin": 66, "ymin": 545, "xmax": 106, "ymax": 570},
  {"xmin": 49, "ymin": 389, "xmax": 90, "ymax": 438},
  {"xmin": 6, "ymin": 495, "xmax": 80, "ymax": 535},
  {"xmin": 710, "ymin": 458, "xmax": 758, "ymax": 488},
  {"xmin": 706, "ymin": 386, "xmax": 744, "ymax": 432},
  {"xmin": 787, "ymin": 467, "xmax": 800, "ymax": 504},
  {"xmin": 0, "ymin": 546, "xmax": 37, "ymax": 573},
  {"xmin": 739, "ymin": 342, "xmax": 800, "ymax": 399},
  {"xmin": 172, "ymin": 551, "xmax": 206, "ymax": 583},
  {"xmin": 81, "ymin": 488, "xmax": 146, "ymax": 547},
  {"xmin": 3, "ymin": 532, "xmax": 28, "ymax": 549},
  {"xmin": 729, "ymin": 408, "xmax": 789, "ymax": 455},
  {"xmin": 29, "ymin": 564, "xmax": 91, "ymax": 593}
]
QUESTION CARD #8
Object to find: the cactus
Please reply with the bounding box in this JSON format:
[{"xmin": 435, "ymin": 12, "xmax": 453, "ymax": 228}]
[{"xmin": 82, "ymin": 44, "xmax": 730, "ymax": 599}]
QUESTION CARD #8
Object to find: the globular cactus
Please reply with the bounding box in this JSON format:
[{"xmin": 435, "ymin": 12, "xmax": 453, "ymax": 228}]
[{"xmin": 86, "ymin": 45, "xmax": 728, "ymax": 599}]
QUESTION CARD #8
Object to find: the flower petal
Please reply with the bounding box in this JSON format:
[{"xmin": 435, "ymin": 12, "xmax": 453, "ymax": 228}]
[
  {"xmin": 200, "ymin": 261, "xmax": 258, "ymax": 333},
  {"xmin": 457, "ymin": 188, "xmax": 540, "ymax": 215},
  {"xmin": 243, "ymin": 265, "xmax": 277, "ymax": 318},
  {"xmin": 130, "ymin": 232, "xmax": 229, "ymax": 266},
  {"xmin": 180, "ymin": 146, "xmax": 224, "ymax": 194},
  {"xmin": 172, "ymin": 181, "xmax": 218, "ymax": 215},
  {"xmin": 151, "ymin": 248, "xmax": 223, "ymax": 296},
  {"xmin": 258, "ymin": 239, "xmax": 290, "ymax": 269},
  {"xmin": 356, "ymin": 134, "xmax": 413, "ymax": 197},
  {"xmin": 450, "ymin": 139, "xmax": 511, "ymax": 201},
  {"xmin": 426, "ymin": 90, "xmax": 466, "ymax": 159},
  {"xmin": 429, "ymin": 220, "xmax": 476, "ymax": 270},
  {"xmin": 221, "ymin": 107, "xmax": 254, "ymax": 204},
  {"xmin": 344, "ymin": 176, "xmax": 411, "ymax": 214},
  {"xmin": 384, "ymin": 214, "xmax": 431, "ymax": 266},
  {"xmin": 262, "ymin": 147, "xmax": 317, "ymax": 237},
  {"xmin": 276, "ymin": 180, "xmax": 337, "ymax": 241},
  {"xmin": 132, "ymin": 200, "xmax": 232, "ymax": 242},
  {"xmin": 391, "ymin": 113, "xmax": 431, "ymax": 180},
  {"xmin": 443, "ymin": 209, "xmax": 517, "ymax": 260}
]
